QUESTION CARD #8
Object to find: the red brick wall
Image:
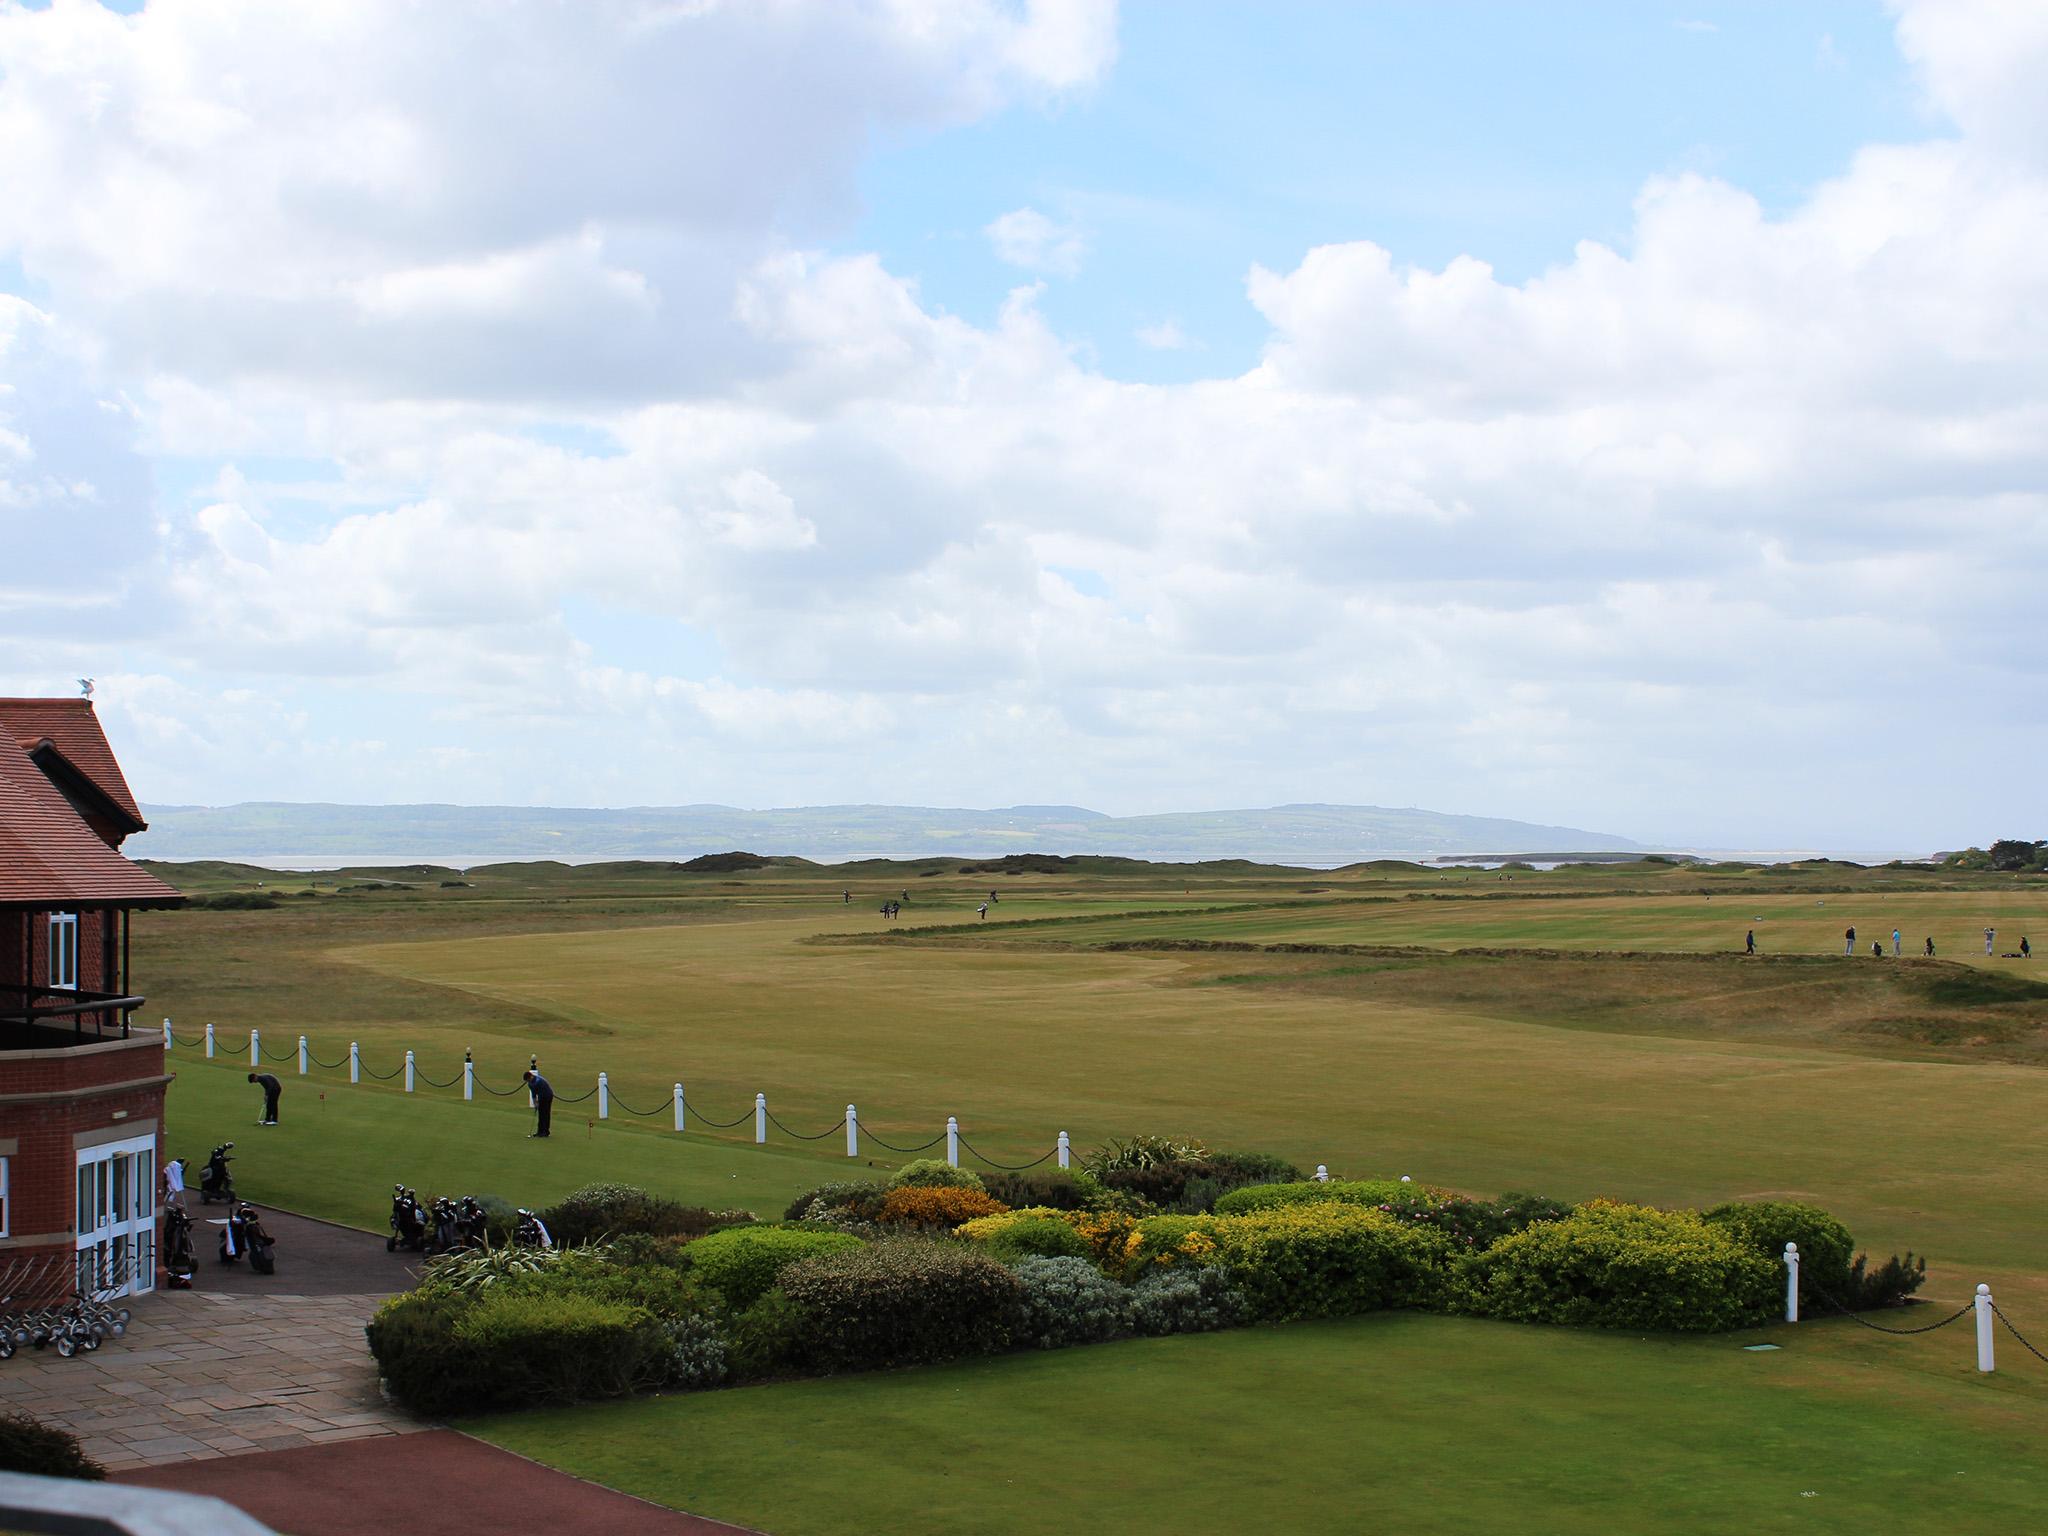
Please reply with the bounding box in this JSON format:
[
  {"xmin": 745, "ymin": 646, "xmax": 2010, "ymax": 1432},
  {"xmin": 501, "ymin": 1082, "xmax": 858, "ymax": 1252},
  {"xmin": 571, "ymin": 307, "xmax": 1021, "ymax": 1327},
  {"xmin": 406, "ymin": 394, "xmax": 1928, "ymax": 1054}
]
[{"xmin": 1, "ymin": 1037, "xmax": 167, "ymax": 1261}]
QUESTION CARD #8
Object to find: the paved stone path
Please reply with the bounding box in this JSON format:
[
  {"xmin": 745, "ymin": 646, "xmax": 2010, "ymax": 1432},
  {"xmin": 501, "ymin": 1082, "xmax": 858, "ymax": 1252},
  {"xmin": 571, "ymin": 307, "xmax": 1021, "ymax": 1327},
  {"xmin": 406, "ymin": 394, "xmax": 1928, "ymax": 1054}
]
[{"xmin": 0, "ymin": 1288, "xmax": 420, "ymax": 1471}]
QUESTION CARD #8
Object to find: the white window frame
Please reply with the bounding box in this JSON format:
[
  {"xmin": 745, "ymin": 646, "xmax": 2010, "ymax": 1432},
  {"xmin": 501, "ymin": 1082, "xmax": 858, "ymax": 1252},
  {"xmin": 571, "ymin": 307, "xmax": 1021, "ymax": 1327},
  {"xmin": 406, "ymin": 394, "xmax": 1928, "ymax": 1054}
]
[{"xmin": 49, "ymin": 911, "xmax": 79, "ymax": 991}]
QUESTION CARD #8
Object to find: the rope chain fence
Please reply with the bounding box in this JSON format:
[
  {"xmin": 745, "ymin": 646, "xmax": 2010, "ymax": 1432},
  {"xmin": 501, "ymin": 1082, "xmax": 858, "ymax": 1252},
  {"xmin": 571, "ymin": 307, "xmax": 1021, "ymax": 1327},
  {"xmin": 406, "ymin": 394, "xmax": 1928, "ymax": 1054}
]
[
  {"xmin": 607, "ymin": 1091, "xmax": 669, "ymax": 1118},
  {"xmin": 1991, "ymin": 1302, "xmax": 2048, "ymax": 1364},
  {"xmin": 767, "ymin": 1110, "xmax": 844, "ymax": 1142},
  {"xmin": 1812, "ymin": 1290, "xmax": 1974, "ymax": 1336},
  {"xmin": 359, "ymin": 1057, "xmax": 405, "ymax": 1081},
  {"xmin": 555, "ymin": 1085, "xmax": 598, "ymax": 1105},
  {"xmin": 957, "ymin": 1137, "xmax": 1059, "ymax": 1171},
  {"xmin": 858, "ymin": 1127, "xmax": 948, "ymax": 1155},
  {"xmin": 309, "ymin": 1050, "xmax": 349, "ymax": 1070},
  {"xmin": 416, "ymin": 1067, "xmax": 464, "ymax": 1089},
  {"xmin": 688, "ymin": 1103, "xmax": 756, "ymax": 1130},
  {"xmin": 474, "ymin": 1075, "xmax": 528, "ymax": 1098}
]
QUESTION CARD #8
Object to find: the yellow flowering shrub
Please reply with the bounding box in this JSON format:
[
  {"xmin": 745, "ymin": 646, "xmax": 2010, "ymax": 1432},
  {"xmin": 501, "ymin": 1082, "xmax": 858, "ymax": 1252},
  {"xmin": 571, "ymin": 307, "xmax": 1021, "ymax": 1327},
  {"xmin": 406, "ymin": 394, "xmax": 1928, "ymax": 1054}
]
[
  {"xmin": 1209, "ymin": 1202, "xmax": 1440, "ymax": 1320},
  {"xmin": 1119, "ymin": 1215, "xmax": 1224, "ymax": 1280},
  {"xmin": 876, "ymin": 1186, "xmax": 1009, "ymax": 1229}
]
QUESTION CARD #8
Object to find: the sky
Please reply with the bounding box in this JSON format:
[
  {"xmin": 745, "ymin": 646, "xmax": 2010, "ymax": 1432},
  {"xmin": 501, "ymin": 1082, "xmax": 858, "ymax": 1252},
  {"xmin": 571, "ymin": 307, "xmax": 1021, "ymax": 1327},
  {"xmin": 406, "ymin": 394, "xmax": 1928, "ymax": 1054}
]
[{"xmin": 1, "ymin": 0, "xmax": 2043, "ymax": 852}]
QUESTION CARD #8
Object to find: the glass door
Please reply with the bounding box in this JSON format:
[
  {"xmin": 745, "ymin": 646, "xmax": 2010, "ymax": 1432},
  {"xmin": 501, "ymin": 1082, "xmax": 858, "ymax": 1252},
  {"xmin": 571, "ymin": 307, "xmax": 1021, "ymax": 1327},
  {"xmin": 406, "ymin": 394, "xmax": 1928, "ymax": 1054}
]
[{"xmin": 74, "ymin": 1136, "xmax": 156, "ymax": 1298}]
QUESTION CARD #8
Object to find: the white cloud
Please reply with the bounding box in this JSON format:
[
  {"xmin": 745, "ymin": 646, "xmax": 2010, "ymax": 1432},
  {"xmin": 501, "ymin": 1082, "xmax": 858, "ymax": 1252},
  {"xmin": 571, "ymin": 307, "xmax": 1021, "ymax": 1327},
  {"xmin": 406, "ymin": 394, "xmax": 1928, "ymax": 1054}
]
[
  {"xmin": 3, "ymin": 0, "xmax": 2046, "ymax": 847},
  {"xmin": 1134, "ymin": 318, "xmax": 1194, "ymax": 350},
  {"xmin": 985, "ymin": 207, "xmax": 1088, "ymax": 276}
]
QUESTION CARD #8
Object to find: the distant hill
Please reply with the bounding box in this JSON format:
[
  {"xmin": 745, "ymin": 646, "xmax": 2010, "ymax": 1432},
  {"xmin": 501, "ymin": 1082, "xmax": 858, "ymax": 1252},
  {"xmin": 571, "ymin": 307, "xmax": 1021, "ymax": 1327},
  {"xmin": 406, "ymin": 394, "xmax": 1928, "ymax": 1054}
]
[{"xmin": 127, "ymin": 800, "xmax": 1640, "ymax": 864}]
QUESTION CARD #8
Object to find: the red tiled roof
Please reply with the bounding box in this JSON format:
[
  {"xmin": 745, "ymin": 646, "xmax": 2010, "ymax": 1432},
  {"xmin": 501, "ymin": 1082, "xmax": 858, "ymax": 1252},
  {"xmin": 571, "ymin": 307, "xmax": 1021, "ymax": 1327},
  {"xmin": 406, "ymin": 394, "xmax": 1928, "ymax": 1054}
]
[
  {"xmin": 0, "ymin": 699, "xmax": 146, "ymax": 829},
  {"xmin": 0, "ymin": 730, "xmax": 181, "ymax": 909}
]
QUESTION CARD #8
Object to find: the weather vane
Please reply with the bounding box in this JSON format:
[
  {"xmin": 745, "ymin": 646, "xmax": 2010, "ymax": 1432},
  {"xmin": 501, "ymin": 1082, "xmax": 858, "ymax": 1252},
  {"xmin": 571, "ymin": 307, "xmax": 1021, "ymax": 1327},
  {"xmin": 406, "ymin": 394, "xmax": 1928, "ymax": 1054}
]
[{"xmin": 78, "ymin": 678, "xmax": 94, "ymax": 698}]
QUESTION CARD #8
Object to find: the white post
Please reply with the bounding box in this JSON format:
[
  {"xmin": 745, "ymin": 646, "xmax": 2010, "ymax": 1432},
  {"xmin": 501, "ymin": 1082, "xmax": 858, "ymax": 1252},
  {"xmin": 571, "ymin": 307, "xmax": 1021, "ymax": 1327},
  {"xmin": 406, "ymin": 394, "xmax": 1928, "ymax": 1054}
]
[
  {"xmin": 673, "ymin": 1082, "xmax": 685, "ymax": 1132},
  {"xmin": 1976, "ymin": 1284, "xmax": 1995, "ymax": 1372},
  {"xmin": 250, "ymin": 1029, "xmax": 260, "ymax": 1067},
  {"xmin": 598, "ymin": 1071, "xmax": 610, "ymax": 1119},
  {"xmin": 404, "ymin": 1049, "xmax": 415, "ymax": 1092},
  {"xmin": 1057, "ymin": 1130, "xmax": 1070, "ymax": 1170},
  {"xmin": 463, "ymin": 1051, "xmax": 474, "ymax": 1101},
  {"xmin": 205, "ymin": 1022, "xmax": 215, "ymax": 1058},
  {"xmin": 846, "ymin": 1104, "xmax": 859, "ymax": 1158},
  {"xmin": 162, "ymin": 1017, "xmax": 172, "ymax": 1048},
  {"xmin": 1400, "ymin": 1174, "xmax": 1412, "ymax": 1184},
  {"xmin": 1315, "ymin": 1165, "xmax": 1330, "ymax": 1183},
  {"xmin": 755, "ymin": 1093, "xmax": 766, "ymax": 1144},
  {"xmin": 297, "ymin": 1035, "xmax": 308, "ymax": 1075},
  {"xmin": 349, "ymin": 1040, "xmax": 360, "ymax": 1084},
  {"xmin": 946, "ymin": 1116, "xmax": 959, "ymax": 1168},
  {"xmin": 1783, "ymin": 1243, "xmax": 1800, "ymax": 1323}
]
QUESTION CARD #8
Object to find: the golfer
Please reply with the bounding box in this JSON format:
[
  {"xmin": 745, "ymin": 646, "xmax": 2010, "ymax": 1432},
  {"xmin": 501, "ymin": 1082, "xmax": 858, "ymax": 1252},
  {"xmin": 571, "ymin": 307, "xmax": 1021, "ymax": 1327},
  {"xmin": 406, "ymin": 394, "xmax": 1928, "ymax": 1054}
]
[
  {"xmin": 523, "ymin": 1069, "xmax": 554, "ymax": 1138},
  {"xmin": 1985, "ymin": 927, "xmax": 1996, "ymax": 956},
  {"xmin": 1844, "ymin": 925, "xmax": 1856, "ymax": 956},
  {"xmin": 248, "ymin": 1071, "xmax": 281, "ymax": 1126},
  {"xmin": 1892, "ymin": 928, "xmax": 1902, "ymax": 957},
  {"xmin": 1745, "ymin": 930, "xmax": 1756, "ymax": 955}
]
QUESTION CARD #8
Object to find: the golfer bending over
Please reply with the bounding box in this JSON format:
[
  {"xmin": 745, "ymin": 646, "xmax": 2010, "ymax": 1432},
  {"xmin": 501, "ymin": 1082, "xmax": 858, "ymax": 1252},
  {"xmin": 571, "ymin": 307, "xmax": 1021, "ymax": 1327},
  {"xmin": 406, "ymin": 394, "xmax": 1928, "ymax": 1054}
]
[
  {"xmin": 248, "ymin": 1071, "xmax": 281, "ymax": 1126},
  {"xmin": 523, "ymin": 1068, "xmax": 554, "ymax": 1139}
]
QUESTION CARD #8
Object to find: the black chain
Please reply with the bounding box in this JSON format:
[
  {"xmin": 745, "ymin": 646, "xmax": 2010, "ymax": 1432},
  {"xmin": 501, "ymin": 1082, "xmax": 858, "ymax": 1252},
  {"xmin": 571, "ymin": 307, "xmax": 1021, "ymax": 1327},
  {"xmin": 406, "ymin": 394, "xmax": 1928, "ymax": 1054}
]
[
  {"xmin": 957, "ymin": 1137, "xmax": 1058, "ymax": 1171},
  {"xmin": 474, "ymin": 1075, "xmax": 528, "ymax": 1097},
  {"xmin": 417, "ymin": 1068, "xmax": 464, "ymax": 1089},
  {"xmin": 556, "ymin": 1086, "xmax": 597, "ymax": 1104},
  {"xmin": 859, "ymin": 1126, "xmax": 947, "ymax": 1154},
  {"xmin": 607, "ymin": 1090, "xmax": 670, "ymax": 1118},
  {"xmin": 1812, "ymin": 1289, "xmax": 1974, "ymax": 1335},
  {"xmin": 1991, "ymin": 1303, "xmax": 2048, "ymax": 1363},
  {"xmin": 310, "ymin": 1051, "xmax": 349, "ymax": 1070},
  {"xmin": 688, "ymin": 1103, "xmax": 756, "ymax": 1129},
  {"xmin": 767, "ymin": 1110, "xmax": 845, "ymax": 1142},
  {"xmin": 260, "ymin": 1040, "xmax": 296, "ymax": 1063},
  {"xmin": 360, "ymin": 1058, "xmax": 405, "ymax": 1080}
]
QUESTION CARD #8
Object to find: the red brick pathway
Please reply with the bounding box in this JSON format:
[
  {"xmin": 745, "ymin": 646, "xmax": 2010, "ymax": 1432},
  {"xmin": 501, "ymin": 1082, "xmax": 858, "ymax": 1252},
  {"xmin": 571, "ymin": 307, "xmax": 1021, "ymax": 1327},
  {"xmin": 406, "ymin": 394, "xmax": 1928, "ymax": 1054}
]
[{"xmin": 119, "ymin": 1428, "xmax": 761, "ymax": 1536}]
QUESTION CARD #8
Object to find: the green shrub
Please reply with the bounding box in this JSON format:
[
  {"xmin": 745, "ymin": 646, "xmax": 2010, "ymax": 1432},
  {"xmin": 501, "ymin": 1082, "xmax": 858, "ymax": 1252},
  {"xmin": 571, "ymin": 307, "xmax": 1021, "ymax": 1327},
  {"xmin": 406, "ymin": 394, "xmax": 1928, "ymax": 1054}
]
[
  {"xmin": 1380, "ymin": 1191, "xmax": 1573, "ymax": 1252},
  {"xmin": 1129, "ymin": 1266, "xmax": 1247, "ymax": 1335},
  {"xmin": 1100, "ymin": 1150, "xmax": 1307, "ymax": 1213},
  {"xmin": 541, "ymin": 1183, "xmax": 727, "ymax": 1245},
  {"xmin": 1012, "ymin": 1256, "xmax": 1133, "ymax": 1349},
  {"xmin": 0, "ymin": 1411, "xmax": 105, "ymax": 1480},
  {"xmin": 473, "ymin": 1193, "xmax": 518, "ymax": 1245},
  {"xmin": 887, "ymin": 1159, "xmax": 986, "ymax": 1192},
  {"xmin": 1701, "ymin": 1199, "xmax": 1854, "ymax": 1308},
  {"xmin": 982, "ymin": 1167, "xmax": 1104, "ymax": 1211},
  {"xmin": 1211, "ymin": 1204, "xmax": 1440, "ymax": 1321},
  {"xmin": 1118, "ymin": 1214, "xmax": 1223, "ymax": 1279},
  {"xmin": 661, "ymin": 1310, "xmax": 729, "ymax": 1389},
  {"xmin": 777, "ymin": 1239, "xmax": 1022, "ymax": 1372},
  {"xmin": 979, "ymin": 1214, "xmax": 1092, "ymax": 1265},
  {"xmin": 1845, "ymin": 1251, "xmax": 1929, "ymax": 1309},
  {"xmin": 782, "ymin": 1180, "xmax": 887, "ymax": 1222},
  {"xmin": 367, "ymin": 1289, "xmax": 672, "ymax": 1415},
  {"xmin": 727, "ymin": 1289, "xmax": 808, "ymax": 1381},
  {"xmin": 685, "ymin": 1226, "xmax": 861, "ymax": 1310},
  {"xmin": 1213, "ymin": 1178, "xmax": 1417, "ymax": 1216},
  {"xmin": 1082, "ymin": 1134, "xmax": 1209, "ymax": 1175},
  {"xmin": 1461, "ymin": 1201, "xmax": 1777, "ymax": 1333},
  {"xmin": 418, "ymin": 1242, "xmax": 572, "ymax": 1298}
]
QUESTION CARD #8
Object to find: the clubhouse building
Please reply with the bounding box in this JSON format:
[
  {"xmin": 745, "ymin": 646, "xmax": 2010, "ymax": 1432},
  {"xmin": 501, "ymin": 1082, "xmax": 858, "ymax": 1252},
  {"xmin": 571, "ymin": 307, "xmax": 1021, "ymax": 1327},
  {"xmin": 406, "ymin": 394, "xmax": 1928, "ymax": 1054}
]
[{"xmin": 0, "ymin": 697, "xmax": 182, "ymax": 1298}]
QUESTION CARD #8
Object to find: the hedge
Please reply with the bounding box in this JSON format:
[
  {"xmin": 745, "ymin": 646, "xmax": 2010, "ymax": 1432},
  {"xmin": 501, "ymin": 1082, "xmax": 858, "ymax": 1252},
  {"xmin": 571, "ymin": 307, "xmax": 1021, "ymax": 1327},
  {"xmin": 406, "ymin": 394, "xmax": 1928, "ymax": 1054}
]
[
  {"xmin": 1460, "ymin": 1201, "xmax": 1778, "ymax": 1332},
  {"xmin": 1210, "ymin": 1204, "xmax": 1441, "ymax": 1320},
  {"xmin": 776, "ymin": 1240, "xmax": 1022, "ymax": 1372},
  {"xmin": 685, "ymin": 1226, "xmax": 861, "ymax": 1310},
  {"xmin": 1700, "ymin": 1199, "xmax": 1853, "ymax": 1309},
  {"xmin": 1213, "ymin": 1179, "xmax": 1431, "ymax": 1216}
]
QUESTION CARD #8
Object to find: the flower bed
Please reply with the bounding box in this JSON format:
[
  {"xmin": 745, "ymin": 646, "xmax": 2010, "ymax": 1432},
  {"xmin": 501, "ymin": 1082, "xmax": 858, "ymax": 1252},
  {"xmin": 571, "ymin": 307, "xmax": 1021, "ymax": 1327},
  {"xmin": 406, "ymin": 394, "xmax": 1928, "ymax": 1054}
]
[{"xmin": 365, "ymin": 1160, "xmax": 1923, "ymax": 1418}]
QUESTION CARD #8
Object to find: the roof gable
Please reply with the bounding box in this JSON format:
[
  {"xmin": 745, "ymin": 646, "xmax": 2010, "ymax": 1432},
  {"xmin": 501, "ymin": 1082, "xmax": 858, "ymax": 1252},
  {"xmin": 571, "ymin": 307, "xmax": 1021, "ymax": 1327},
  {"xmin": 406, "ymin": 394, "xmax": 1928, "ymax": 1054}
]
[{"xmin": 0, "ymin": 699, "xmax": 145, "ymax": 829}]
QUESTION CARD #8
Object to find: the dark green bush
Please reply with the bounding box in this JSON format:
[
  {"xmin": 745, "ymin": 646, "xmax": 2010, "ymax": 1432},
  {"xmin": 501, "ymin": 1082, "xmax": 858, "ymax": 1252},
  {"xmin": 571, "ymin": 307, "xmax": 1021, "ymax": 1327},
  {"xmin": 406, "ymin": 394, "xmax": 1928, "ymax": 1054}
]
[
  {"xmin": 981, "ymin": 1168, "xmax": 1103, "ymax": 1211},
  {"xmin": 685, "ymin": 1226, "xmax": 861, "ymax": 1310},
  {"xmin": 1380, "ymin": 1191, "xmax": 1572, "ymax": 1252},
  {"xmin": 1213, "ymin": 1178, "xmax": 1415, "ymax": 1216},
  {"xmin": 1701, "ymin": 1199, "xmax": 1854, "ymax": 1308},
  {"xmin": 1460, "ymin": 1202, "xmax": 1777, "ymax": 1333},
  {"xmin": 1101, "ymin": 1150, "xmax": 1307, "ymax": 1213},
  {"xmin": 727, "ymin": 1289, "xmax": 808, "ymax": 1381},
  {"xmin": 974, "ymin": 1213, "xmax": 1092, "ymax": 1264},
  {"xmin": 540, "ymin": 1183, "xmax": 727, "ymax": 1244},
  {"xmin": 782, "ymin": 1180, "xmax": 887, "ymax": 1222},
  {"xmin": 368, "ymin": 1288, "xmax": 672, "ymax": 1414},
  {"xmin": 777, "ymin": 1239, "xmax": 1022, "ymax": 1372},
  {"xmin": 0, "ymin": 1411, "xmax": 105, "ymax": 1480},
  {"xmin": 1845, "ymin": 1251, "xmax": 1928, "ymax": 1309}
]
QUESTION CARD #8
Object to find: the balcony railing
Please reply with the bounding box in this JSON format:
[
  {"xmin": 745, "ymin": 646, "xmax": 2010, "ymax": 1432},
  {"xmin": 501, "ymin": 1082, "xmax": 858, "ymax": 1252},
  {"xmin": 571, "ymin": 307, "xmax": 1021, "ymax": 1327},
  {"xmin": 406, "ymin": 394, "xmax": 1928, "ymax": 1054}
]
[{"xmin": 0, "ymin": 1469, "xmax": 280, "ymax": 1535}]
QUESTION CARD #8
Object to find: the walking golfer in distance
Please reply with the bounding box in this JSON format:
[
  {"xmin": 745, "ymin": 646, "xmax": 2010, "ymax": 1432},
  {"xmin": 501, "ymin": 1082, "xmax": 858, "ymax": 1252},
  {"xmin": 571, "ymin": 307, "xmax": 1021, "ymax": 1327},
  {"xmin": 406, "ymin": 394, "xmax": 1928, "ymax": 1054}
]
[
  {"xmin": 1986, "ymin": 927, "xmax": 1996, "ymax": 956},
  {"xmin": 523, "ymin": 1068, "xmax": 554, "ymax": 1138},
  {"xmin": 248, "ymin": 1071, "xmax": 281, "ymax": 1125},
  {"xmin": 1845, "ymin": 925, "xmax": 1856, "ymax": 956},
  {"xmin": 1892, "ymin": 928, "xmax": 1902, "ymax": 956}
]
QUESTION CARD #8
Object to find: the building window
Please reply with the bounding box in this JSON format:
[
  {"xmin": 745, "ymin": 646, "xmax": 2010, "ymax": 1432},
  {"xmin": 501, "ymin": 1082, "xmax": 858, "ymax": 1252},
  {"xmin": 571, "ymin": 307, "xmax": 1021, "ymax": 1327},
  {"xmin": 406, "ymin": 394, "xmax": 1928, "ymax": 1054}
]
[{"xmin": 49, "ymin": 912, "xmax": 78, "ymax": 991}]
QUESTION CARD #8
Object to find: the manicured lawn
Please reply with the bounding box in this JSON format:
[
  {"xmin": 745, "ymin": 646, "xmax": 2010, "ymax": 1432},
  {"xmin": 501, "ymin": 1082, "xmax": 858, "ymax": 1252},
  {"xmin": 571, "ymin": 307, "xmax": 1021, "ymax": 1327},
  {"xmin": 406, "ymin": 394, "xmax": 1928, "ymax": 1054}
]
[{"xmin": 474, "ymin": 1311, "xmax": 2048, "ymax": 1536}]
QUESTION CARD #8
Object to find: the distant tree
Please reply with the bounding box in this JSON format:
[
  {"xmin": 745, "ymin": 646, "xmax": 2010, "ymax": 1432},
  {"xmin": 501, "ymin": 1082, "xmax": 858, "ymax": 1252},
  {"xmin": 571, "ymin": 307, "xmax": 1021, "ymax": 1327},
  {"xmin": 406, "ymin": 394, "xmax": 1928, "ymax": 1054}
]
[{"xmin": 1988, "ymin": 839, "xmax": 2043, "ymax": 872}]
